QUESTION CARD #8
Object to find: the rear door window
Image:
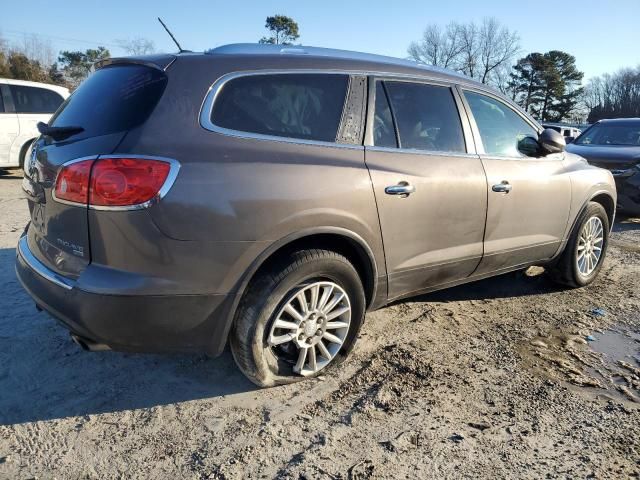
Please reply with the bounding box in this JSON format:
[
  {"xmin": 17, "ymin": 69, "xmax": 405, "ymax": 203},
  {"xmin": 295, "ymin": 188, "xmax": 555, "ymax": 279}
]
[
  {"xmin": 383, "ymin": 81, "xmax": 466, "ymax": 153},
  {"xmin": 9, "ymin": 85, "xmax": 63, "ymax": 114},
  {"xmin": 464, "ymin": 91, "xmax": 538, "ymax": 157},
  {"xmin": 373, "ymin": 82, "xmax": 397, "ymax": 148},
  {"xmin": 50, "ymin": 65, "xmax": 167, "ymax": 139},
  {"xmin": 210, "ymin": 73, "xmax": 349, "ymax": 143}
]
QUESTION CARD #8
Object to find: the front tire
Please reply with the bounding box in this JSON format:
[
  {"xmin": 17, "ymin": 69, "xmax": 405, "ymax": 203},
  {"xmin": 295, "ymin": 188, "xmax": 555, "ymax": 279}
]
[
  {"xmin": 230, "ymin": 249, "xmax": 366, "ymax": 387},
  {"xmin": 548, "ymin": 202, "xmax": 610, "ymax": 287}
]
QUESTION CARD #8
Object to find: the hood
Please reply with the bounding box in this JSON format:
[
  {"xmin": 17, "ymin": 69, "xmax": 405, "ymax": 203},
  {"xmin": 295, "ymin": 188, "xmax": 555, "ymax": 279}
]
[{"xmin": 566, "ymin": 143, "xmax": 640, "ymax": 168}]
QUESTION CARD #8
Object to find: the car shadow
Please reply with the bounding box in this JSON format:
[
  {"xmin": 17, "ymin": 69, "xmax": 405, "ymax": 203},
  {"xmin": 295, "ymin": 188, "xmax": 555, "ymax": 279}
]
[
  {"xmin": 0, "ymin": 247, "xmax": 256, "ymax": 425},
  {"xmin": 406, "ymin": 267, "xmax": 563, "ymax": 305},
  {"xmin": 613, "ymin": 214, "xmax": 640, "ymax": 233}
]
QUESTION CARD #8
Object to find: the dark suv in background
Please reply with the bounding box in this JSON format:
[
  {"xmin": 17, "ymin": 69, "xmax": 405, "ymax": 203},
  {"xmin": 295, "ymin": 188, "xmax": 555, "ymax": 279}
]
[
  {"xmin": 567, "ymin": 118, "xmax": 640, "ymax": 215},
  {"xmin": 16, "ymin": 44, "xmax": 616, "ymax": 386}
]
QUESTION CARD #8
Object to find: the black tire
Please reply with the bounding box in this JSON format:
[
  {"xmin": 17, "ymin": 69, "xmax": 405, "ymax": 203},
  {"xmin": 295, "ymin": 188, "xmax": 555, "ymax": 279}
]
[
  {"xmin": 230, "ymin": 249, "xmax": 366, "ymax": 387},
  {"xmin": 547, "ymin": 202, "xmax": 610, "ymax": 288}
]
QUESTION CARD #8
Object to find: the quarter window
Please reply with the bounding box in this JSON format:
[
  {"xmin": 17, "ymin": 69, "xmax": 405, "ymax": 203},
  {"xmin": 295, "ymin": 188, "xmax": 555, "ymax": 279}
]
[
  {"xmin": 383, "ymin": 81, "xmax": 466, "ymax": 153},
  {"xmin": 211, "ymin": 74, "xmax": 350, "ymax": 143},
  {"xmin": 464, "ymin": 91, "xmax": 538, "ymax": 157},
  {"xmin": 8, "ymin": 85, "xmax": 64, "ymax": 114}
]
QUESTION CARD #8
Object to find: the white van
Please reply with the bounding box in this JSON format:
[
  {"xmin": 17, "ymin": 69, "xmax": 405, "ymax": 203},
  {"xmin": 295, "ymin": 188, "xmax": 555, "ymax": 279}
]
[{"xmin": 0, "ymin": 79, "xmax": 69, "ymax": 168}]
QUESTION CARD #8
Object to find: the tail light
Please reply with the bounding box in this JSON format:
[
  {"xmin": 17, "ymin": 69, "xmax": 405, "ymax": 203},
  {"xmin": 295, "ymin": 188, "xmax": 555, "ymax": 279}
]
[{"xmin": 53, "ymin": 157, "xmax": 178, "ymax": 209}]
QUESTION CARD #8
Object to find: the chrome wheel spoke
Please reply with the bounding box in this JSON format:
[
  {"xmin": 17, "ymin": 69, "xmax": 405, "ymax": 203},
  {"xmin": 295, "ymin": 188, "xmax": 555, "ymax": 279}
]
[
  {"xmin": 322, "ymin": 292, "xmax": 345, "ymax": 315},
  {"xmin": 294, "ymin": 347, "xmax": 308, "ymax": 373},
  {"xmin": 317, "ymin": 340, "xmax": 331, "ymax": 359},
  {"xmin": 268, "ymin": 333, "xmax": 295, "ymax": 346},
  {"xmin": 296, "ymin": 291, "xmax": 309, "ymax": 314},
  {"xmin": 274, "ymin": 319, "xmax": 299, "ymax": 331},
  {"xmin": 326, "ymin": 305, "xmax": 350, "ymax": 321},
  {"xmin": 323, "ymin": 331, "xmax": 342, "ymax": 344},
  {"xmin": 326, "ymin": 320, "xmax": 350, "ymax": 330},
  {"xmin": 284, "ymin": 304, "xmax": 304, "ymax": 322},
  {"xmin": 309, "ymin": 283, "xmax": 320, "ymax": 310},
  {"xmin": 308, "ymin": 345, "xmax": 317, "ymax": 372},
  {"xmin": 317, "ymin": 284, "xmax": 333, "ymax": 311}
]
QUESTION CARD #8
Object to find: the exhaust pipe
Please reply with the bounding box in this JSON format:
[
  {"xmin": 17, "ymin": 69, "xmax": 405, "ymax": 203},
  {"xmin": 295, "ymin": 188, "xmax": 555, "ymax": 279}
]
[{"xmin": 71, "ymin": 334, "xmax": 111, "ymax": 352}]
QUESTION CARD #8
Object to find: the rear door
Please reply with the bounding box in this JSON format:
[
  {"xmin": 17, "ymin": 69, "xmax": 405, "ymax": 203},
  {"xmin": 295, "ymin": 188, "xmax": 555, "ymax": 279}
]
[
  {"xmin": 365, "ymin": 78, "xmax": 487, "ymax": 300},
  {"xmin": 0, "ymin": 82, "xmax": 19, "ymax": 166},
  {"xmin": 460, "ymin": 89, "xmax": 570, "ymax": 274},
  {"xmin": 24, "ymin": 64, "xmax": 168, "ymax": 279}
]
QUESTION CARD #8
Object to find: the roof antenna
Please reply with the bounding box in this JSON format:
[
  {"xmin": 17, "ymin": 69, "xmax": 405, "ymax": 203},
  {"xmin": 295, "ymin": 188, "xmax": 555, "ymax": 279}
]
[{"xmin": 158, "ymin": 17, "xmax": 187, "ymax": 53}]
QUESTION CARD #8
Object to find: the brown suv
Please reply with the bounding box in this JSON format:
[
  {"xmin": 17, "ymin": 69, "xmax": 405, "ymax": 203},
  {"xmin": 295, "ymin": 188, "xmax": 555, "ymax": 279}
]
[{"xmin": 16, "ymin": 43, "xmax": 616, "ymax": 386}]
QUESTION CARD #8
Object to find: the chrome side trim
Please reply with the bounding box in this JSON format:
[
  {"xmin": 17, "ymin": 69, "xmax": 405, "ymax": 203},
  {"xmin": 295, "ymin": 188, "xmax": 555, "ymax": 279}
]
[
  {"xmin": 365, "ymin": 145, "xmax": 479, "ymax": 159},
  {"xmin": 17, "ymin": 236, "xmax": 74, "ymax": 290},
  {"xmin": 198, "ymin": 69, "xmax": 493, "ymax": 150}
]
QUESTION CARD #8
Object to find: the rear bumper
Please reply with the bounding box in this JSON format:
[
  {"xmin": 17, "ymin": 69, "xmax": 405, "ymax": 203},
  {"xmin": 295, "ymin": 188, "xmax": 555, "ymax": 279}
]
[{"xmin": 15, "ymin": 236, "xmax": 236, "ymax": 356}]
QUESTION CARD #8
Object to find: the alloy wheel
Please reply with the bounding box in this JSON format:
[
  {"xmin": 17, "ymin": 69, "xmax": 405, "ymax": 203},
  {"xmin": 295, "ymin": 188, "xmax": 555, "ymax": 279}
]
[
  {"xmin": 576, "ymin": 216, "xmax": 604, "ymax": 277},
  {"xmin": 267, "ymin": 281, "xmax": 351, "ymax": 376}
]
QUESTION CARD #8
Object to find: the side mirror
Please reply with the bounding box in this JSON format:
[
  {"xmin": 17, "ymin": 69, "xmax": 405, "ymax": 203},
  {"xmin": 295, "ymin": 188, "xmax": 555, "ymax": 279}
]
[
  {"xmin": 539, "ymin": 128, "xmax": 566, "ymax": 155},
  {"xmin": 565, "ymin": 136, "xmax": 575, "ymax": 144},
  {"xmin": 517, "ymin": 135, "xmax": 541, "ymax": 157}
]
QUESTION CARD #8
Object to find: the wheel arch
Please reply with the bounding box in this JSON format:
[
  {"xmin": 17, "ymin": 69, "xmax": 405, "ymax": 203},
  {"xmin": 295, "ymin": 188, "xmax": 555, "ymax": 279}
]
[
  {"xmin": 237, "ymin": 228, "xmax": 379, "ymax": 310},
  {"xmin": 590, "ymin": 192, "xmax": 615, "ymax": 229}
]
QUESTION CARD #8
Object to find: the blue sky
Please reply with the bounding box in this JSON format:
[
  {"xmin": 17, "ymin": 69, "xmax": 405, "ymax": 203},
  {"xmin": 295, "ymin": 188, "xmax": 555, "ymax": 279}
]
[{"xmin": 2, "ymin": 0, "xmax": 639, "ymax": 80}]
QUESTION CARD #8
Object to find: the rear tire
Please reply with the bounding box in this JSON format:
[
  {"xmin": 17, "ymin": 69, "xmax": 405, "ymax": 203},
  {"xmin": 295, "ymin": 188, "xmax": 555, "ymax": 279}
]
[
  {"xmin": 230, "ymin": 249, "xmax": 365, "ymax": 387},
  {"xmin": 547, "ymin": 202, "xmax": 609, "ymax": 287}
]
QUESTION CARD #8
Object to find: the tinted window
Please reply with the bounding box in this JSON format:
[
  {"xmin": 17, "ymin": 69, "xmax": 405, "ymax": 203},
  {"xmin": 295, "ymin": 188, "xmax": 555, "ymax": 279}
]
[
  {"xmin": 50, "ymin": 65, "xmax": 167, "ymax": 139},
  {"xmin": 0, "ymin": 89, "xmax": 4, "ymax": 113},
  {"xmin": 384, "ymin": 81, "xmax": 465, "ymax": 152},
  {"xmin": 373, "ymin": 82, "xmax": 397, "ymax": 148},
  {"xmin": 464, "ymin": 91, "xmax": 538, "ymax": 157},
  {"xmin": 9, "ymin": 85, "xmax": 63, "ymax": 114},
  {"xmin": 575, "ymin": 122, "xmax": 640, "ymax": 146},
  {"xmin": 211, "ymin": 74, "xmax": 349, "ymax": 142}
]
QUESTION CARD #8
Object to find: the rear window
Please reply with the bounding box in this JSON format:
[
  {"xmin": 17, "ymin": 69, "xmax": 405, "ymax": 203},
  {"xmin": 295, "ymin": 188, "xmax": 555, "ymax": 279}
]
[
  {"xmin": 210, "ymin": 73, "xmax": 349, "ymax": 143},
  {"xmin": 9, "ymin": 85, "xmax": 63, "ymax": 114},
  {"xmin": 50, "ymin": 65, "xmax": 167, "ymax": 139}
]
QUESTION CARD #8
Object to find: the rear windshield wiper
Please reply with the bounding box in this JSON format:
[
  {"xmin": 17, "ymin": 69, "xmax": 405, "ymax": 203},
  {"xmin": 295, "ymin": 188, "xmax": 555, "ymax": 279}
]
[{"xmin": 37, "ymin": 122, "xmax": 84, "ymax": 141}]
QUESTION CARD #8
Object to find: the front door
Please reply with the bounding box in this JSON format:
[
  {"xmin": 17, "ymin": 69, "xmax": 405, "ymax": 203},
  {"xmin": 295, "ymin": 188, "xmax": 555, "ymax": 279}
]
[
  {"xmin": 460, "ymin": 89, "xmax": 571, "ymax": 274},
  {"xmin": 365, "ymin": 79, "xmax": 487, "ymax": 300}
]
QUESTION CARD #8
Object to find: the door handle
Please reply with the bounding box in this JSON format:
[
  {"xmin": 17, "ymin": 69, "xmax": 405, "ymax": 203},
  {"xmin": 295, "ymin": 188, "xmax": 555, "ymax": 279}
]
[
  {"xmin": 385, "ymin": 182, "xmax": 416, "ymax": 197},
  {"xmin": 492, "ymin": 181, "xmax": 512, "ymax": 194}
]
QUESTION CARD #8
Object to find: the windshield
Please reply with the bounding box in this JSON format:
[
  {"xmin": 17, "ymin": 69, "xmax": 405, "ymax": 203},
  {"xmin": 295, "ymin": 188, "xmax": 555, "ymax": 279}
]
[{"xmin": 575, "ymin": 122, "xmax": 640, "ymax": 146}]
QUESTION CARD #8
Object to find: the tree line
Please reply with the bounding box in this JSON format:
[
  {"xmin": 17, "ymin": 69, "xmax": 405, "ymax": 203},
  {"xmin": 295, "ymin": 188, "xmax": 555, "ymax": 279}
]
[
  {"xmin": 408, "ymin": 18, "xmax": 640, "ymax": 124},
  {"xmin": 583, "ymin": 67, "xmax": 640, "ymax": 123},
  {"xmin": 0, "ymin": 33, "xmax": 155, "ymax": 89}
]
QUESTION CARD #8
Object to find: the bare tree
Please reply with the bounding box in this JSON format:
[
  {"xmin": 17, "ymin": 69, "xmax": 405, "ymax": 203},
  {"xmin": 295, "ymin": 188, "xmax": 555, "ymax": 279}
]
[
  {"xmin": 116, "ymin": 37, "xmax": 155, "ymax": 55},
  {"xmin": 478, "ymin": 18, "xmax": 520, "ymax": 84},
  {"xmin": 407, "ymin": 23, "xmax": 463, "ymax": 69},
  {"xmin": 584, "ymin": 66, "xmax": 640, "ymax": 122},
  {"xmin": 408, "ymin": 17, "xmax": 520, "ymax": 87}
]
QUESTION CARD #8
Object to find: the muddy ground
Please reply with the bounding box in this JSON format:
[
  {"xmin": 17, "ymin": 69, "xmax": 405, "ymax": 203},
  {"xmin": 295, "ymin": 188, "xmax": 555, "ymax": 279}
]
[{"xmin": 0, "ymin": 169, "xmax": 639, "ymax": 479}]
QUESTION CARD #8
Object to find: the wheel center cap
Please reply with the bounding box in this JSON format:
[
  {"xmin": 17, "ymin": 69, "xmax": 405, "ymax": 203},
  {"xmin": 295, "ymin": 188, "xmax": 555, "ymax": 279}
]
[{"xmin": 303, "ymin": 318, "xmax": 318, "ymax": 337}]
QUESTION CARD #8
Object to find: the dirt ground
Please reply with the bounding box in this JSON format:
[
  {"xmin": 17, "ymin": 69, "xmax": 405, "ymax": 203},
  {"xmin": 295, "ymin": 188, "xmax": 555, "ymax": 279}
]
[{"xmin": 1, "ymin": 168, "xmax": 639, "ymax": 479}]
